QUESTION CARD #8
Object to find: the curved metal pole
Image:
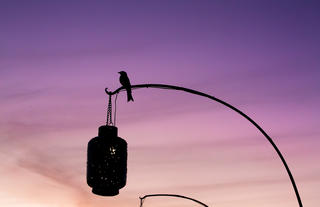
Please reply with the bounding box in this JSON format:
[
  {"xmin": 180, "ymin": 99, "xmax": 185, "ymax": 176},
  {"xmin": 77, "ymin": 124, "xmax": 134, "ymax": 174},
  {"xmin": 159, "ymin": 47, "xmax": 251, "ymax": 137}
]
[
  {"xmin": 106, "ymin": 84, "xmax": 303, "ymax": 207},
  {"xmin": 139, "ymin": 194, "xmax": 208, "ymax": 207}
]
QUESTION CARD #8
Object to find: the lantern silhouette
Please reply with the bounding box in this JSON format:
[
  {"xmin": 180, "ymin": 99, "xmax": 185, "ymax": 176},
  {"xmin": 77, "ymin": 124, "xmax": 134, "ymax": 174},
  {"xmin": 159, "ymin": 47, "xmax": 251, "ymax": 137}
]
[{"xmin": 87, "ymin": 125, "xmax": 127, "ymax": 196}]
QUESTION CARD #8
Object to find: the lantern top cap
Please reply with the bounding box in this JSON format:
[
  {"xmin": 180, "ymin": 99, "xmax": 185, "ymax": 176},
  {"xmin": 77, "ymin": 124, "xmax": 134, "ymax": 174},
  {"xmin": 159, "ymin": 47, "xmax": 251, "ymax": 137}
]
[{"xmin": 98, "ymin": 125, "xmax": 118, "ymax": 138}]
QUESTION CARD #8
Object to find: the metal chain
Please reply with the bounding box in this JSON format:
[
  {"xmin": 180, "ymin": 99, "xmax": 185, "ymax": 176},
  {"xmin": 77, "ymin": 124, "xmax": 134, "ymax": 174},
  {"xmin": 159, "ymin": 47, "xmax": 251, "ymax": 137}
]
[{"xmin": 106, "ymin": 95, "xmax": 113, "ymax": 126}]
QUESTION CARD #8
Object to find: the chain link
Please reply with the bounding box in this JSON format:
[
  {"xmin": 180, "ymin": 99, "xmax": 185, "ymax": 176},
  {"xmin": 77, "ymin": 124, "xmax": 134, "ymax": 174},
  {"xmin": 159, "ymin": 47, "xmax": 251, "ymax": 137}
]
[{"xmin": 106, "ymin": 95, "xmax": 113, "ymax": 126}]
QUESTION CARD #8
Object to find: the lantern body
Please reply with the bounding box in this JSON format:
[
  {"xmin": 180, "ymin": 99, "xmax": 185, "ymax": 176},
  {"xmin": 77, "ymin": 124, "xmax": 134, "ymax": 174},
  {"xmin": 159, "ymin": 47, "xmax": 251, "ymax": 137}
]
[{"xmin": 87, "ymin": 126, "xmax": 127, "ymax": 196}]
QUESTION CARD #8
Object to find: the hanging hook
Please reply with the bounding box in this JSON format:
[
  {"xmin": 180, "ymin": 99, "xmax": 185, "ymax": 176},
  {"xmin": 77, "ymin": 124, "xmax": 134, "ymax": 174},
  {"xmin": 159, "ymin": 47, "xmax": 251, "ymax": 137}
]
[{"xmin": 105, "ymin": 88, "xmax": 114, "ymax": 96}]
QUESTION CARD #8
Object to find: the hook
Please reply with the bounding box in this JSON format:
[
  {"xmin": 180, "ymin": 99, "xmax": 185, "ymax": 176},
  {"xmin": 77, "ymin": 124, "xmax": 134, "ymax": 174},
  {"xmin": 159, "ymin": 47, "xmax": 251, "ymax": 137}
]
[{"xmin": 105, "ymin": 88, "xmax": 113, "ymax": 96}]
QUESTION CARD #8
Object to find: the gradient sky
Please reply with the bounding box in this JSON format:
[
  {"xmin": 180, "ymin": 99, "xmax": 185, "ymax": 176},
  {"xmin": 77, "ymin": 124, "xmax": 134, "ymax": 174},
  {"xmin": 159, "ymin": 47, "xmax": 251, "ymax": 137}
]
[{"xmin": 1, "ymin": 1, "xmax": 319, "ymax": 207}]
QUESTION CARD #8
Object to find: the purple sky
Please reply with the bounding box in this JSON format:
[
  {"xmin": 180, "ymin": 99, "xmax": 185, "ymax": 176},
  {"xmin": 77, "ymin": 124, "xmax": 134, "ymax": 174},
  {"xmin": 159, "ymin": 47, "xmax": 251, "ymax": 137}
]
[{"xmin": 1, "ymin": 1, "xmax": 319, "ymax": 207}]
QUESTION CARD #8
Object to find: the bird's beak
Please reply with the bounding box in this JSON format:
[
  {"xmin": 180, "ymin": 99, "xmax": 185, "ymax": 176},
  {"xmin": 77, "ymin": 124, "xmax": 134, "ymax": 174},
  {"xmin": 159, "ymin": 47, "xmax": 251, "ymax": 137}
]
[{"xmin": 118, "ymin": 72, "xmax": 121, "ymax": 74}]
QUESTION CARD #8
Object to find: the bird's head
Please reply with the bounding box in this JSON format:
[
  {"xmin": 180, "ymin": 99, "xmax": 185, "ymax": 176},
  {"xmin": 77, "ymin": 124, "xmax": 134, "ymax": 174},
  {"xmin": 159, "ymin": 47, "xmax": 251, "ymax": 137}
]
[{"xmin": 118, "ymin": 71, "xmax": 127, "ymax": 75}]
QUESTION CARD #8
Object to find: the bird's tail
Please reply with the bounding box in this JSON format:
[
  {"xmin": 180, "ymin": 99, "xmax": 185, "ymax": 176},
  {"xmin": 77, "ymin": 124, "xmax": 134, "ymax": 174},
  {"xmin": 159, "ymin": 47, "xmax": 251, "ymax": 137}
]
[{"xmin": 127, "ymin": 88, "xmax": 134, "ymax": 102}]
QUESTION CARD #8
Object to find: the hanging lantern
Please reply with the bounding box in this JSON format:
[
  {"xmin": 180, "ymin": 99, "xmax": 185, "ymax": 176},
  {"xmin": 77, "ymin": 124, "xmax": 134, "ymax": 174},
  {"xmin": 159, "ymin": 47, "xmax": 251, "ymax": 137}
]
[{"xmin": 87, "ymin": 125, "xmax": 127, "ymax": 196}]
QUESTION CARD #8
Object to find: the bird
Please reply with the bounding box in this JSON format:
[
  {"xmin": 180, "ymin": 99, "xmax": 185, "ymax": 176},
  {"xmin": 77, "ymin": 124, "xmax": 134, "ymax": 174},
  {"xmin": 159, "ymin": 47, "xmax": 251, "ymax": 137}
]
[{"xmin": 118, "ymin": 71, "xmax": 134, "ymax": 102}]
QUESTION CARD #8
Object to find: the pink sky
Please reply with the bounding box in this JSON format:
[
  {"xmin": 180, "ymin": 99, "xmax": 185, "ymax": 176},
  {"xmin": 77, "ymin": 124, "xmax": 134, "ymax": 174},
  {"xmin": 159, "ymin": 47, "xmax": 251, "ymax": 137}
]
[{"xmin": 1, "ymin": 1, "xmax": 319, "ymax": 207}]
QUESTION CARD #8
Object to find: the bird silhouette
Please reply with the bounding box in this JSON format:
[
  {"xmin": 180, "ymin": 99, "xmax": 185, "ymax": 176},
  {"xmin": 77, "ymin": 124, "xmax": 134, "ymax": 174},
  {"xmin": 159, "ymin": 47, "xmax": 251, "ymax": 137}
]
[{"xmin": 118, "ymin": 71, "xmax": 134, "ymax": 102}]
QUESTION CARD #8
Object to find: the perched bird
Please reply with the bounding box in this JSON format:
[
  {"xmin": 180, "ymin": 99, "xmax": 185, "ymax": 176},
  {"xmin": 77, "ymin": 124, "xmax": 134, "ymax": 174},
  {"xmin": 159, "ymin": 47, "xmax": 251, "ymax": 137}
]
[{"xmin": 118, "ymin": 71, "xmax": 134, "ymax": 102}]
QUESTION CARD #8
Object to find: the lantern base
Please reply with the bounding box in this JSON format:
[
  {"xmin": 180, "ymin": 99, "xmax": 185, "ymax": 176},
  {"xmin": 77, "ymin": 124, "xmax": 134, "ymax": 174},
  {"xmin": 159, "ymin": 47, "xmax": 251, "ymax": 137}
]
[{"xmin": 92, "ymin": 187, "xmax": 119, "ymax": 196}]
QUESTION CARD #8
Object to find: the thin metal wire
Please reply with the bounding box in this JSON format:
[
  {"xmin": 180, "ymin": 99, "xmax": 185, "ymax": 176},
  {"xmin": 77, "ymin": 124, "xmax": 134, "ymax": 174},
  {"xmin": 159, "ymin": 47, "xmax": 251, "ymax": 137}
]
[
  {"xmin": 114, "ymin": 93, "xmax": 118, "ymax": 126},
  {"xmin": 105, "ymin": 84, "xmax": 303, "ymax": 207}
]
